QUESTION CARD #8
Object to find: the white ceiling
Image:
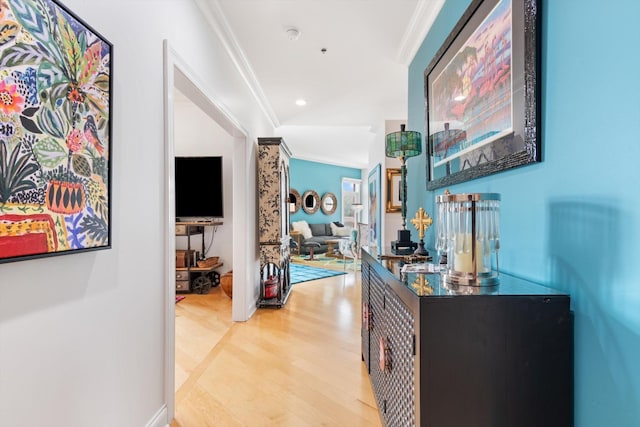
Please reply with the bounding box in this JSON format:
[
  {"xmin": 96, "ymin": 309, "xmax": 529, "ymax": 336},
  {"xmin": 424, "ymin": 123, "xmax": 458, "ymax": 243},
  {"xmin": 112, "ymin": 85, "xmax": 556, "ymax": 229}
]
[{"xmin": 194, "ymin": 0, "xmax": 444, "ymax": 168}]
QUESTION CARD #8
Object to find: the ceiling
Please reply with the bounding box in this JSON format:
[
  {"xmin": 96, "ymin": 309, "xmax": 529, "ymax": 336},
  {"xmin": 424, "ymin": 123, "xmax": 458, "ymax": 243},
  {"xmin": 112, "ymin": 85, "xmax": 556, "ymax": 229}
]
[{"xmin": 193, "ymin": 0, "xmax": 444, "ymax": 169}]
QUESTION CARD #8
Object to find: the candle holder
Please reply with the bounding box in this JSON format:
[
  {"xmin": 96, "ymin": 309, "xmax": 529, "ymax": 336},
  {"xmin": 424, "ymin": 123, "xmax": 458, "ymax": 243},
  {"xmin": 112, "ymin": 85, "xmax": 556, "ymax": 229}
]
[{"xmin": 435, "ymin": 191, "xmax": 501, "ymax": 287}]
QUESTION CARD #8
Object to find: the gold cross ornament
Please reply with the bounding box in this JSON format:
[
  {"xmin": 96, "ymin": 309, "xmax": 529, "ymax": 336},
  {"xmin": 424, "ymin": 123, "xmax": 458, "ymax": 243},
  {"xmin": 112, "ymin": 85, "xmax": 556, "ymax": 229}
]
[
  {"xmin": 411, "ymin": 274, "xmax": 433, "ymax": 296},
  {"xmin": 410, "ymin": 207, "xmax": 433, "ymax": 240}
]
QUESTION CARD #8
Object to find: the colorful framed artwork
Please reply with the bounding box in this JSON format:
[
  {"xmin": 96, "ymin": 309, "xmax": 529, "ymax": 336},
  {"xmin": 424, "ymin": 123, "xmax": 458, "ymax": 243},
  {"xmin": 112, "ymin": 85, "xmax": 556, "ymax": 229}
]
[
  {"xmin": 367, "ymin": 164, "xmax": 381, "ymax": 250},
  {"xmin": 0, "ymin": 0, "xmax": 112, "ymax": 263},
  {"xmin": 424, "ymin": 0, "xmax": 540, "ymax": 190},
  {"xmin": 385, "ymin": 168, "xmax": 401, "ymax": 213}
]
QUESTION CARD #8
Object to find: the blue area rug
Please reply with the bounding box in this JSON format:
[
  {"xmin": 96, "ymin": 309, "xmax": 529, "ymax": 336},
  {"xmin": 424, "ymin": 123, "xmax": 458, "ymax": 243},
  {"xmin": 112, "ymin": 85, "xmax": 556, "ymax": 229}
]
[{"xmin": 290, "ymin": 263, "xmax": 346, "ymax": 284}]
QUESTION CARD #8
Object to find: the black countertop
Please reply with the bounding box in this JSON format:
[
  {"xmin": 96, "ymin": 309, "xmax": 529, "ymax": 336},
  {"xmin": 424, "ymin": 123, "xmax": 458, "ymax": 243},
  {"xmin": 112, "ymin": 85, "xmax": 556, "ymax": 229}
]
[{"xmin": 363, "ymin": 246, "xmax": 568, "ymax": 298}]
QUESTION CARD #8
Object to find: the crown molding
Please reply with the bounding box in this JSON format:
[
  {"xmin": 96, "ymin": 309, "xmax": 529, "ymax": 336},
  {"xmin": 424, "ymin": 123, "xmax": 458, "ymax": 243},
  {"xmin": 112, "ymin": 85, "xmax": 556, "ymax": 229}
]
[
  {"xmin": 195, "ymin": 0, "xmax": 281, "ymax": 128},
  {"xmin": 396, "ymin": 0, "xmax": 446, "ymax": 66}
]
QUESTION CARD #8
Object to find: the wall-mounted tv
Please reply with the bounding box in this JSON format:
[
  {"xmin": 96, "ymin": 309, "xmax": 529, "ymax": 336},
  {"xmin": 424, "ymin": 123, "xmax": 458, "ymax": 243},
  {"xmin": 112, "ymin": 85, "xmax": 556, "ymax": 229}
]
[{"xmin": 175, "ymin": 156, "xmax": 224, "ymax": 220}]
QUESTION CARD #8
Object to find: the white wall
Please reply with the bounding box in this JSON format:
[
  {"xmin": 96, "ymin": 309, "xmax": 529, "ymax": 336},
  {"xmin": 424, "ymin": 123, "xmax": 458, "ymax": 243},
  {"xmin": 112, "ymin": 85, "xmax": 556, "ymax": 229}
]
[
  {"xmin": 0, "ymin": 1, "xmax": 273, "ymax": 426},
  {"xmin": 364, "ymin": 119, "xmax": 411, "ymax": 249},
  {"xmin": 365, "ymin": 122, "xmax": 386, "ymax": 248},
  {"xmin": 174, "ymin": 99, "xmax": 234, "ymax": 271}
]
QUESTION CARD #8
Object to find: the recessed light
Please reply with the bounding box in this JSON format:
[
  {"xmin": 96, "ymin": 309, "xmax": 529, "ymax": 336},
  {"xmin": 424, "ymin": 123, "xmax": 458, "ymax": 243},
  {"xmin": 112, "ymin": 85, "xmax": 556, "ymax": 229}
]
[{"xmin": 295, "ymin": 99, "xmax": 307, "ymax": 106}]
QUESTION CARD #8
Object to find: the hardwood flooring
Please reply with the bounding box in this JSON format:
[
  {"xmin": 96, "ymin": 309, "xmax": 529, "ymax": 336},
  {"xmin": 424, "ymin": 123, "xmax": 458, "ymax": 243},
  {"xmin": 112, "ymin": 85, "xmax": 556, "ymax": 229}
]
[{"xmin": 172, "ymin": 272, "xmax": 381, "ymax": 426}]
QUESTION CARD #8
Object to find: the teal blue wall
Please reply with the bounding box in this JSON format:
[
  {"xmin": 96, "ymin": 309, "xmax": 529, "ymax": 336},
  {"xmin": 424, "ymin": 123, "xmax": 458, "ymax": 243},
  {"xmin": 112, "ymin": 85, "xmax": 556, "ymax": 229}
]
[
  {"xmin": 290, "ymin": 159, "xmax": 361, "ymax": 224},
  {"xmin": 407, "ymin": 0, "xmax": 640, "ymax": 425}
]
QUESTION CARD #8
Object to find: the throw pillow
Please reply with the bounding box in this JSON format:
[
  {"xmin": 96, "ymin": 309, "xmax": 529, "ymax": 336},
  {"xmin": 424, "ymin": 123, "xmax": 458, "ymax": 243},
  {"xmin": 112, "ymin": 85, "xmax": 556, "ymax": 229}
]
[
  {"xmin": 292, "ymin": 220, "xmax": 313, "ymax": 239},
  {"xmin": 330, "ymin": 222, "xmax": 351, "ymax": 237},
  {"xmin": 309, "ymin": 223, "xmax": 325, "ymax": 237}
]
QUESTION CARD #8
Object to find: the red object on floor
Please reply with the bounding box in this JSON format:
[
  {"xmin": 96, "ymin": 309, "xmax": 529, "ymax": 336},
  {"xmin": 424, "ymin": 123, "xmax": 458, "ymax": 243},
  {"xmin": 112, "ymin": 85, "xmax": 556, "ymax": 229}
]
[
  {"xmin": 175, "ymin": 295, "xmax": 186, "ymax": 303},
  {"xmin": 264, "ymin": 275, "xmax": 278, "ymax": 299}
]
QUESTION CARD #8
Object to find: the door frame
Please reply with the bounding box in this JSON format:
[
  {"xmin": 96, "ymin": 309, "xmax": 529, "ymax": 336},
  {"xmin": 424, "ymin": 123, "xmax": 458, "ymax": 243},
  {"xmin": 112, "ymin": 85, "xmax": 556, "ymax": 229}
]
[{"xmin": 162, "ymin": 39, "xmax": 251, "ymax": 422}]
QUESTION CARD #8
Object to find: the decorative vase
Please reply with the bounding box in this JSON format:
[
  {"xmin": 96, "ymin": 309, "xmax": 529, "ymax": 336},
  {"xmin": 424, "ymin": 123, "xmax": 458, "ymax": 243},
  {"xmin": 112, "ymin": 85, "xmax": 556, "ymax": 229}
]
[{"xmin": 46, "ymin": 180, "xmax": 85, "ymax": 214}]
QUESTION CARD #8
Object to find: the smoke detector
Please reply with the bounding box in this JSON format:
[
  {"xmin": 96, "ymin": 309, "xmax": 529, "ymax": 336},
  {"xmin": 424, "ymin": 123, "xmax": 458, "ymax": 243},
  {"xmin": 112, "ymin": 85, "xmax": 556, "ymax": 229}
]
[{"xmin": 285, "ymin": 27, "xmax": 300, "ymax": 41}]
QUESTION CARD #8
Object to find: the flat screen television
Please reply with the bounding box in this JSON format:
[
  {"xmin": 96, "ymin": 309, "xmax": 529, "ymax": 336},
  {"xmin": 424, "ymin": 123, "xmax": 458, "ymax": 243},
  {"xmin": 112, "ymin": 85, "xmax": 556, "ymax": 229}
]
[{"xmin": 175, "ymin": 156, "xmax": 224, "ymax": 219}]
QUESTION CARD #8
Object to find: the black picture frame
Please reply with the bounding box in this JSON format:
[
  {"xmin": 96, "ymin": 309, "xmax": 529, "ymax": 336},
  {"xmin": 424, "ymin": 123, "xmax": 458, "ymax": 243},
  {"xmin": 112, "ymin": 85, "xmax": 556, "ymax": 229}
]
[
  {"xmin": 0, "ymin": 0, "xmax": 112, "ymax": 264},
  {"xmin": 424, "ymin": 0, "xmax": 540, "ymax": 190}
]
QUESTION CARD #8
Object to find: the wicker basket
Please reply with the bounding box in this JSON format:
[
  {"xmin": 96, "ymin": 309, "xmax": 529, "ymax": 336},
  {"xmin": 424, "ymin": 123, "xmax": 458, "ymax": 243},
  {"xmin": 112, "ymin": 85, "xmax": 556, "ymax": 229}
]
[{"xmin": 221, "ymin": 271, "xmax": 233, "ymax": 298}]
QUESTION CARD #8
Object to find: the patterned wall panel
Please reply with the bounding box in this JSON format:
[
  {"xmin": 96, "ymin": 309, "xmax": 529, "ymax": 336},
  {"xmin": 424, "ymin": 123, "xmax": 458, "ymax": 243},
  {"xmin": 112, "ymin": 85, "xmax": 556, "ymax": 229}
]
[
  {"xmin": 259, "ymin": 244, "xmax": 281, "ymax": 266},
  {"xmin": 257, "ymin": 138, "xmax": 291, "ymax": 308},
  {"xmin": 258, "ymin": 143, "xmax": 283, "ymax": 243}
]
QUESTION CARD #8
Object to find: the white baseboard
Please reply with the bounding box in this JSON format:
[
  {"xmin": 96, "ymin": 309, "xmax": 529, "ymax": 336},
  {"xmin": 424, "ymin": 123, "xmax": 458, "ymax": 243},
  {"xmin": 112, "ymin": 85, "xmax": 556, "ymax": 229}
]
[
  {"xmin": 146, "ymin": 405, "xmax": 169, "ymax": 427},
  {"xmin": 247, "ymin": 302, "xmax": 257, "ymax": 320}
]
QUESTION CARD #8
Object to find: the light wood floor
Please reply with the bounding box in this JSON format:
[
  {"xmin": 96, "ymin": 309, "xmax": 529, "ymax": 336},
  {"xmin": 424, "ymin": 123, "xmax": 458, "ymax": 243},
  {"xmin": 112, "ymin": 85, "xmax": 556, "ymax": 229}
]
[{"xmin": 172, "ymin": 272, "xmax": 381, "ymax": 427}]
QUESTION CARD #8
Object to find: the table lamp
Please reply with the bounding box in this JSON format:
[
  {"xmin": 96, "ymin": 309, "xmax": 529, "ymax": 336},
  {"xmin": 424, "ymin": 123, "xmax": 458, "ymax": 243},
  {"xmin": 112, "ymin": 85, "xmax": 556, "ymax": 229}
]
[{"xmin": 385, "ymin": 124, "xmax": 422, "ymax": 254}]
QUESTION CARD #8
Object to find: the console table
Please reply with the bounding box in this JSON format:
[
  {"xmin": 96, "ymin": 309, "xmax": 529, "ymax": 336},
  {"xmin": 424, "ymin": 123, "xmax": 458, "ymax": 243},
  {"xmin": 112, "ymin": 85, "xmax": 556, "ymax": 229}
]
[{"xmin": 361, "ymin": 247, "xmax": 573, "ymax": 427}]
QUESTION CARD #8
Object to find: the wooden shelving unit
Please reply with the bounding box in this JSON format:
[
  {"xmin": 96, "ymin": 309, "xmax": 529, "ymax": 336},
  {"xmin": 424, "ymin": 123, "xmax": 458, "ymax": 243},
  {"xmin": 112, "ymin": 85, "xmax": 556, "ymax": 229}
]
[{"xmin": 176, "ymin": 221, "xmax": 223, "ymax": 294}]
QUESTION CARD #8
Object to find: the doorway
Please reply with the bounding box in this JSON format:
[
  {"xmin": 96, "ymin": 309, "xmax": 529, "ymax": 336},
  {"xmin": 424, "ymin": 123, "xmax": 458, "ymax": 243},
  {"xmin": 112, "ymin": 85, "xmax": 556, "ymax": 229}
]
[{"xmin": 163, "ymin": 40, "xmax": 250, "ymax": 422}]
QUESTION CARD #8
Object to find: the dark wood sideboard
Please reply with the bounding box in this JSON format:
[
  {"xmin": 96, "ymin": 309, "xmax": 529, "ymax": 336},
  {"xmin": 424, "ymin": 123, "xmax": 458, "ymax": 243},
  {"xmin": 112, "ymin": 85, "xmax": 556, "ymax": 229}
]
[{"xmin": 361, "ymin": 248, "xmax": 573, "ymax": 427}]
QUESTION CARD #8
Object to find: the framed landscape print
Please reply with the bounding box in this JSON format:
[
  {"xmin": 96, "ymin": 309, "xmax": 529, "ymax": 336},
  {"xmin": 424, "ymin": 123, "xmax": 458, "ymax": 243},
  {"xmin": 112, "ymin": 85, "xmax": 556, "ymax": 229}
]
[
  {"xmin": 0, "ymin": 0, "xmax": 112, "ymax": 263},
  {"xmin": 424, "ymin": 0, "xmax": 540, "ymax": 189}
]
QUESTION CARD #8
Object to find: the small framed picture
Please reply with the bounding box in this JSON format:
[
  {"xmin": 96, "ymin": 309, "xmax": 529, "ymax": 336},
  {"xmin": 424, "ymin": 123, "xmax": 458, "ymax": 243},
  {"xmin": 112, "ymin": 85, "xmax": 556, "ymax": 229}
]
[
  {"xmin": 368, "ymin": 164, "xmax": 381, "ymax": 250},
  {"xmin": 386, "ymin": 168, "xmax": 402, "ymax": 213}
]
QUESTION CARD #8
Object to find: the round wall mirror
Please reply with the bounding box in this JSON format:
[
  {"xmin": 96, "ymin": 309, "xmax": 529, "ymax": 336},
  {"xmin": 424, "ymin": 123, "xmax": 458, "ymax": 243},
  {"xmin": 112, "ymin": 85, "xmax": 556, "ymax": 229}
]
[
  {"xmin": 321, "ymin": 192, "xmax": 337, "ymax": 215},
  {"xmin": 289, "ymin": 188, "xmax": 301, "ymax": 214},
  {"xmin": 302, "ymin": 190, "xmax": 320, "ymax": 214}
]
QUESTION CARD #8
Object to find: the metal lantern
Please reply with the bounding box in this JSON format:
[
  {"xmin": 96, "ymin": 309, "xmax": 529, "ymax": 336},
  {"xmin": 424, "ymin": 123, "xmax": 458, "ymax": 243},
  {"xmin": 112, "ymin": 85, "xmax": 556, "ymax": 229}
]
[{"xmin": 436, "ymin": 192, "xmax": 501, "ymax": 286}]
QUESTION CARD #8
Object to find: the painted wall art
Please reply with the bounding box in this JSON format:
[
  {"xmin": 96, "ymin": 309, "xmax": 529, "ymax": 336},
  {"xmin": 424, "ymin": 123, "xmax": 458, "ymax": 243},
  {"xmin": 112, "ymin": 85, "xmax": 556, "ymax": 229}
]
[
  {"xmin": 0, "ymin": 0, "xmax": 112, "ymax": 263},
  {"xmin": 368, "ymin": 164, "xmax": 381, "ymax": 250},
  {"xmin": 425, "ymin": 0, "xmax": 540, "ymax": 189}
]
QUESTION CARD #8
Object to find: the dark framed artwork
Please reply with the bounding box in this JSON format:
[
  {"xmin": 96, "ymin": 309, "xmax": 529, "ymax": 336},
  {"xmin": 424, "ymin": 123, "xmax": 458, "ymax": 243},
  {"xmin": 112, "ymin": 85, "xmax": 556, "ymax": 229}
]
[
  {"xmin": 385, "ymin": 168, "xmax": 401, "ymax": 213},
  {"xmin": 368, "ymin": 164, "xmax": 381, "ymax": 250},
  {"xmin": 0, "ymin": 0, "xmax": 112, "ymax": 263},
  {"xmin": 425, "ymin": 0, "xmax": 540, "ymax": 190}
]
